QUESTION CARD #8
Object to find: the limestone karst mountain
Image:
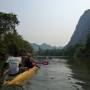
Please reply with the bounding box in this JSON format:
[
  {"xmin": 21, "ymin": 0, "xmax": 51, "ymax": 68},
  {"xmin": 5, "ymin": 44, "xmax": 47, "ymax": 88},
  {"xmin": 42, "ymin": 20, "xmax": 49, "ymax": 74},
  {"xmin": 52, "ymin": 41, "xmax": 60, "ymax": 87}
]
[{"xmin": 67, "ymin": 9, "xmax": 90, "ymax": 46}]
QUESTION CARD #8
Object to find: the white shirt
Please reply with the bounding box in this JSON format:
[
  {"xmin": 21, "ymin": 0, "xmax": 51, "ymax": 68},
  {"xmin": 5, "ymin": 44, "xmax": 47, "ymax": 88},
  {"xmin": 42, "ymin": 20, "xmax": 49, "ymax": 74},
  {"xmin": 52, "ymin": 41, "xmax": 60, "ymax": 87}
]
[{"xmin": 6, "ymin": 56, "xmax": 21, "ymax": 74}]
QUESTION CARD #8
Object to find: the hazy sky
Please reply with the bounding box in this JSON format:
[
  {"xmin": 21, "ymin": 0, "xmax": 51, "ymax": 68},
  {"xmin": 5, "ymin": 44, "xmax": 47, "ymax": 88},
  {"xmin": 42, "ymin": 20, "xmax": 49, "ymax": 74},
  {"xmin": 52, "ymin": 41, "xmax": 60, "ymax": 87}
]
[{"xmin": 0, "ymin": 0, "xmax": 90, "ymax": 46}]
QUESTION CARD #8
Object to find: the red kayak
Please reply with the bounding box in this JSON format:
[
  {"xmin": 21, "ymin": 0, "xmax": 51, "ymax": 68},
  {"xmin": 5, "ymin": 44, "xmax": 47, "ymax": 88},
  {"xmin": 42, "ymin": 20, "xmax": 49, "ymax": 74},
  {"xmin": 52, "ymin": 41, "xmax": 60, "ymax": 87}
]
[{"xmin": 42, "ymin": 61, "xmax": 49, "ymax": 65}]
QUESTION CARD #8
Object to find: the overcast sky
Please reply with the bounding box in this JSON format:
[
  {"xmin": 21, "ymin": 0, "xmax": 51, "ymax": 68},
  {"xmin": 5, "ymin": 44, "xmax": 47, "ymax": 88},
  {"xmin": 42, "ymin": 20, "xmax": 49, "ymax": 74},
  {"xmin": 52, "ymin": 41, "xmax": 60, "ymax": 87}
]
[{"xmin": 0, "ymin": 0, "xmax": 90, "ymax": 46}]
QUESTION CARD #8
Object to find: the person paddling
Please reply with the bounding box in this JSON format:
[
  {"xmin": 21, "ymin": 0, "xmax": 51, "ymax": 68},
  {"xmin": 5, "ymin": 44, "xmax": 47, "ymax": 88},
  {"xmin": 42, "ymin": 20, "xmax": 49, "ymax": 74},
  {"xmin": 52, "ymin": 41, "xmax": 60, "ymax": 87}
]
[
  {"xmin": 24, "ymin": 53, "xmax": 34, "ymax": 68},
  {"xmin": 23, "ymin": 53, "xmax": 39, "ymax": 69}
]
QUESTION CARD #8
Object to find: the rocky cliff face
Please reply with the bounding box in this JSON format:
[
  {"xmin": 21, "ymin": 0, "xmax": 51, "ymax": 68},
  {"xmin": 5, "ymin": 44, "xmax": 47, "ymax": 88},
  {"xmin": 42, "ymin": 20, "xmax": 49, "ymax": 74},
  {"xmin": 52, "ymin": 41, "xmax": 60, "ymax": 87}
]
[{"xmin": 67, "ymin": 10, "xmax": 90, "ymax": 46}]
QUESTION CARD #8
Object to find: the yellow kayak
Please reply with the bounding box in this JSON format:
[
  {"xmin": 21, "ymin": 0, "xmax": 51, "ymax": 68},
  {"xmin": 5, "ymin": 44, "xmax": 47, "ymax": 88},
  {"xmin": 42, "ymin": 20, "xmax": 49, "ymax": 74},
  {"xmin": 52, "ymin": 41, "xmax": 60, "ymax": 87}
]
[{"xmin": 3, "ymin": 66, "xmax": 38, "ymax": 86}]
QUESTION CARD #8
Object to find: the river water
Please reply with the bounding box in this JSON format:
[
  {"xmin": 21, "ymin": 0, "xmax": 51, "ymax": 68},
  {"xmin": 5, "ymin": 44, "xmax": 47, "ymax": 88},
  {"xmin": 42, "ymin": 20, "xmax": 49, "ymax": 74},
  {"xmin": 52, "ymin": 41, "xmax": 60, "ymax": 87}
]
[{"xmin": 1, "ymin": 58, "xmax": 90, "ymax": 90}]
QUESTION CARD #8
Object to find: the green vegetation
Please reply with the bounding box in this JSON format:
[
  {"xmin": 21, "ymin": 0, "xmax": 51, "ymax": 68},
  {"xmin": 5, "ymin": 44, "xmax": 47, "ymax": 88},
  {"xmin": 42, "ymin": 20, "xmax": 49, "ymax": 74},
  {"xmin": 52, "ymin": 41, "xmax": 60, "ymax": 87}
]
[
  {"xmin": 0, "ymin": 12, "xmax": 33, "ymax": 70},
  {"xmin": 37, "ymin": 30, "xmax": 90, "ymax": 58},
  {"xmin": 63, "ymin": 31, "xmax": 90, "ymax": 57},
  {"xmin": 37, "ymin": 48, "xmax": 63, "ymax": 56}
]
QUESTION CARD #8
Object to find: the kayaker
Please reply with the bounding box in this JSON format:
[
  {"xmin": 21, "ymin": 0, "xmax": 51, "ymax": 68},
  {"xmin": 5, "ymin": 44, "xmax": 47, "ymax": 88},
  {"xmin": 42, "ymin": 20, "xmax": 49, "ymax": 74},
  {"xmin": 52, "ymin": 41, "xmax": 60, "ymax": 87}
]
[
  {"xmin": 3, "ymin": 52, "xmax": 22, "ymax": 76},
  {"xmin": 24, "ymin": 53, "xmax": 34, "ymax": 68},
  {"xmin": 22, "ymin": 53, "xmax": 40, "ymax": 69}
]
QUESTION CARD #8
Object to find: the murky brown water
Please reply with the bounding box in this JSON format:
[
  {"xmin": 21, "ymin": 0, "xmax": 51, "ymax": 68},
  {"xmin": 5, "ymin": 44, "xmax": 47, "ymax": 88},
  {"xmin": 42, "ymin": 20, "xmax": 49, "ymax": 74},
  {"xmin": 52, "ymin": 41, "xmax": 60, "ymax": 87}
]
[{"xmin": 1, "ymin": 58, "xmax": 90, "ymax": 90}]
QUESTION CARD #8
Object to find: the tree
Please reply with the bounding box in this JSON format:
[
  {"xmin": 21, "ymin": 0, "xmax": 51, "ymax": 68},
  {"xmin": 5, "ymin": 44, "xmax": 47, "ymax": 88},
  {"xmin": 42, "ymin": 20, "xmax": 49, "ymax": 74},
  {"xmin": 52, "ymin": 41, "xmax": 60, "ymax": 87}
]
[
  {"xmin": 0, "ymin": 12, "xmax": 19, "ymax": 54},
  {"xmin": 0, "ymin": 12, "xmax": 33, "ymax": 55},
  {"xmin": 0, "ymin": 12, "xmax": 19, "ymax": 36}
]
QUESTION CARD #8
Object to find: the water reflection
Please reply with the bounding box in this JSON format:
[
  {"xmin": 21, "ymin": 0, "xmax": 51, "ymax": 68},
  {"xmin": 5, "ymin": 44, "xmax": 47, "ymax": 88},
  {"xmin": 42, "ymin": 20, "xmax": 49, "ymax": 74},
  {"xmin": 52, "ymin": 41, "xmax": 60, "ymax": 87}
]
[{"xmin": 67, "ymin": 58, "xmax": 90, "ymax": 90}]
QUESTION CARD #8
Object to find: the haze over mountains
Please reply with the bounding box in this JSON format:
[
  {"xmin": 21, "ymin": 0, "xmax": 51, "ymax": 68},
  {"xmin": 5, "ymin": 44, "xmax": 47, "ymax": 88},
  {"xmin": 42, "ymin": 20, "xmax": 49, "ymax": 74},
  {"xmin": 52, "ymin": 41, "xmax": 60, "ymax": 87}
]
[
  {"xmin": 32, "ymin": 9, "xmax": 90, "ymax": 50},
  {"xmin": 67, "ymin": 9, "xmax": 90, "ymax": 46},
  {"xmin": 31, "ymin": 43, "xmax": 62, "ymax": 51}
]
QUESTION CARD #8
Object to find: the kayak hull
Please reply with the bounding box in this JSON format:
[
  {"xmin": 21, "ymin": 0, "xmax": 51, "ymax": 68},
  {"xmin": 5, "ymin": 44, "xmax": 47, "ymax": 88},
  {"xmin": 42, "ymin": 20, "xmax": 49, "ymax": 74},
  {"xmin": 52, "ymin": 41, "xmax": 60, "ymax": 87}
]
[{"xmin": 3, "ymin": 66, "xmax": 38, "ymax": 86}]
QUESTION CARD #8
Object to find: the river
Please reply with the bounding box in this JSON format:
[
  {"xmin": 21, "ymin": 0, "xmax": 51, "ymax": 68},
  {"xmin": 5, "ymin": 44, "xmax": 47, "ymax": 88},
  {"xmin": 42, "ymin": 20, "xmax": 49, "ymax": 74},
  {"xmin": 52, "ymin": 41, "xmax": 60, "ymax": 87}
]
[{"xmin": 1, "ymin": 58, "xmax": 90, "ymax": 90}]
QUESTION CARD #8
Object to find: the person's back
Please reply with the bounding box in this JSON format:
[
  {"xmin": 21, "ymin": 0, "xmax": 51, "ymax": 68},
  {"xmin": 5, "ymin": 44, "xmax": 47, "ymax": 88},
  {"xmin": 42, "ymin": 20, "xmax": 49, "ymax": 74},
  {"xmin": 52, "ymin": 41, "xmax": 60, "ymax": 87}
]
[
  {"xmin": 24, "ymin": 57, "xmax": 33, "ymax": 68},
  {"xmin": 7, "ymin": 56, "xmax": 21, "ymax": 75}
]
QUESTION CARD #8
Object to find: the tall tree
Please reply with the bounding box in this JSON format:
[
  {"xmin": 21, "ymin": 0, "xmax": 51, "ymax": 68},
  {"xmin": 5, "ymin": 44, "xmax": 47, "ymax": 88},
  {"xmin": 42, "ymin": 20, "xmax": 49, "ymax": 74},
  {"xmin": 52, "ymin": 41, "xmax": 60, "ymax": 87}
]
[
  {"xmin": 0, "ymin": 12, "xmax": 19, "ymax": 38},
  {"xmin": 0, "ymin": 12, "xmax": 33, "ymax": 55}
]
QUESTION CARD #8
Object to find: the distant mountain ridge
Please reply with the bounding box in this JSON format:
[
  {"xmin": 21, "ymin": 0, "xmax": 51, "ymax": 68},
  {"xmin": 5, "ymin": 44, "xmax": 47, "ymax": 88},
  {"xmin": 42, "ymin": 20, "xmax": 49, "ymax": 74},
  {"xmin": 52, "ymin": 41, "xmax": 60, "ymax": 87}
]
[
  {"xmin": 31, "ymin": 43, "xmax": 62, "ymax": 51},
  {"xmin": 67, "ymin": 9, "xmax": 90, "ymax": 46}
]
